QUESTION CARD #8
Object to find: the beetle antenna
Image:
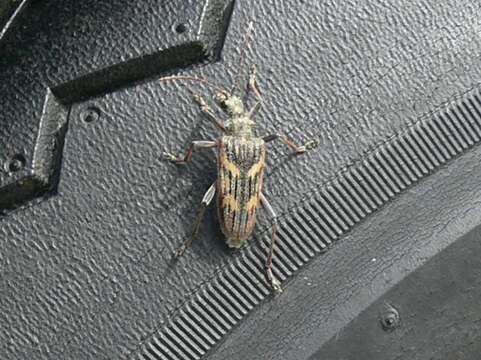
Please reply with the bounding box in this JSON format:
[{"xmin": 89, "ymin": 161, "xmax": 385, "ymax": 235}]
[
  {"xmin": 230, "ymin": 21, "xmax": 255, "ymax": 95},
  {"xmin": 158, "ymin": 75, "xmax": 227, "ymax": 94}
]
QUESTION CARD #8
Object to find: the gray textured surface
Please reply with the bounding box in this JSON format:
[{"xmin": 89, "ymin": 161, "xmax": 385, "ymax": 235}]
[
  {"xmin": 1, "ymin": 0, "xmax": 481, "ymax": 359},
  {"xmin": 0, "ymin": 0, "xmax": 234, "ymax": 358},
  {"xmin": 211, "ymin": 134, "xmax": 481, "ymax": 360},
  {"xmin": 315, "ymin": 215, "xmax": 481, "ymax": 360},
  {"xmin": 171, "ymin": 0, "xmax": 481, "ymax": 217},
  {"xmin": 0, "ymin": 0, "xmax": 232, "ymax": 209},
  {"xmin": 132, "ymin": 91, "xmax": 481, "ymax": 360},
  {"xmin": 1, "ymin": 0, "xmax": 203, "ymax": 173}
]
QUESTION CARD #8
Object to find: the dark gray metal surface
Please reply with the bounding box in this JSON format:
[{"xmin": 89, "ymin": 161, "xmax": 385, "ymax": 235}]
[
  {"xmin": 133, "ymin": 89, "xmax": 481, "ymax": 360},
  {"xmin": 1, "ymin": 0, "xmax": 480, "ymax": 359}
]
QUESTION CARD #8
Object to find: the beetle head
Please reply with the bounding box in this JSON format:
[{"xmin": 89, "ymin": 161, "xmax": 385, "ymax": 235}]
[{"xmin": 215, "ymin": 92, "xmax": 245, "ymax": 116}]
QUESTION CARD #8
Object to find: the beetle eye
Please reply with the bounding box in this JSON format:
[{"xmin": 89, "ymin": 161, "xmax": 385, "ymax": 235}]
[{"xmin": 214, "ymin": 91, "xmax": 228, "ymax": 104}]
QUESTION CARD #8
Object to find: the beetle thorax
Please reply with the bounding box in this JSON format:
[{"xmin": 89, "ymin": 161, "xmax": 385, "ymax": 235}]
[
  {"xmin": 217, "ymin": 94, "xmax": 254, "ymax": 137},
  {"xmin": 226, "ymin": 115, "xmax": 254, "ymax": 137}
]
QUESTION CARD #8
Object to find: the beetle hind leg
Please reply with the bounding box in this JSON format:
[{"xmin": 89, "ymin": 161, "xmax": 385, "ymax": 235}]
[
  {"xmin": 174, "ymin": 181, "xmax": 216, "ymax": 258},
  {"xmin": 260, "ymin": 193, "xmax": 282, "ymax": 293}
]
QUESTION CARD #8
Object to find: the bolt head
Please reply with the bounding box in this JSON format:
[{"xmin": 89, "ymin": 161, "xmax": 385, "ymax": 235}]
[
  {"xmin": 380, "ymin": 305, "xmax": 400, "ymax": 331},
  {"xmin": 81, "ymin": 107, "xmax": 100, "ymax": 123},
  {"xmin": 5, "ymin": 154, "xmax": 26, "ymax": 173}
]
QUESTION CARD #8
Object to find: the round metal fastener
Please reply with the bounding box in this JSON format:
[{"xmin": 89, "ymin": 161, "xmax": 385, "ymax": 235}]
[
  {"xmin": 81, "ymin": 106, "xmax": 100, "ymax": 123},
  {"xmin": 380, "ymin": 305, "xmax": 400, "ymax": 331},
  {"xmin": 174, "ymin": 23, "xmax": 187, "ymax": 34},
  {"xmin": 5, "ymin": 154, "xmax": 26, "ymax": 173}
]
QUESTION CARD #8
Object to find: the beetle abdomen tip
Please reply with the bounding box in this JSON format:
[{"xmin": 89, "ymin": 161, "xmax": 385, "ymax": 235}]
[{"xmin": 226, "ymin": 237, "xmax": 246, "ymax": 249}]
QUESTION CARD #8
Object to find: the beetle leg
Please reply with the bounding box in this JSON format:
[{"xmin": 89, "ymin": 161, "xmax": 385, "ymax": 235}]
[
  {"xmin": 260, "ymin": 193, "xmax": 282, "ymax": 293},
  {"xmin": 248, "ymin": 64, "xmax": 263, "ymax": 102},
  {"xmin": 162, "ymin": 140, "xmax": 217, "ymax": 164},
  {"xmin": 263, "ymin": 133, "xmax": 318, "ymax": 155},
  {"xmin": 192, "ymin": 94, "xmax": 226, "ymax": 132},
  {"xmin": 248, "ymin": 101, "xmax": 262, "ymax": 118},
  {"xmin": 247, "ymin": 66, "xmax": 263, "ymax": 116},
  {"xmin": 174, "ymin": 182, "xmax": 217, "ymax": 258}
]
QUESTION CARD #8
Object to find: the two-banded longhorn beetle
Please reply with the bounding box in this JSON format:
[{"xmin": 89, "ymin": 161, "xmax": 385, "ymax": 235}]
[{"xmin": 160, "ymin": 23, "xmax": 317, "ymax": 293}]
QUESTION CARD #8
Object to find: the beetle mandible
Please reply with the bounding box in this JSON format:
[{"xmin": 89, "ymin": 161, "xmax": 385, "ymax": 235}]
[{"xmin": 160, "ymin": 22, "xmax": 317, "ymax": 292}]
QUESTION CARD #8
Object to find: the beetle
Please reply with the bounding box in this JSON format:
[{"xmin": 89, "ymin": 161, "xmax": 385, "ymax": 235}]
[{"xmin": 160, "ymin": 23, "xmax": 317, "ymax": 292}]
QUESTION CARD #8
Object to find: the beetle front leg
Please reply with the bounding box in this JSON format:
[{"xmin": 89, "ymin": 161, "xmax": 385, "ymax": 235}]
[
  {"xmin": 175, "ymin": 181, "xmax": 216, "ymax": 258},
  {"xmin": 193, "ymin": 94, "xmax": 226, "ymax": 132},
  {"xmin": 162, "ymin": 140, "xmax": 217, "ymax": 164},
  {"xmin": 248, "ymin": 64, "xmax": 263, "ymax": 102},
  {"xmin": 260, "ymin": 193, "xmax": 282, "ymax": 293},
  {"xmin": 263, "ymin": 134, "xmax": 318, "ymax": 155}
]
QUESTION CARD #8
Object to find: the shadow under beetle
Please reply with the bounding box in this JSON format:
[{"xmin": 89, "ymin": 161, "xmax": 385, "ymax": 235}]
[{"xmin": 160, "ymin": 22, "xmax": 317, "ymax": 293}]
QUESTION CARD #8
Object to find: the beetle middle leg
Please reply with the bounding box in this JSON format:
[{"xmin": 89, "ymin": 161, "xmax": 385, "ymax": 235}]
[
  {"xmin": 174, "ymin": 181, "xmax": 216, "ymax": 258},
  {"xmin": 162, "ymin": 140, "xmax": 217, "ymax": 164},
  {"xmin": 263, "ymin": 134, "xmax": 318, "ymax": 154},
  {"xmin": 260, "ymin": 193, "xmax": 282, "ymax": 293}
]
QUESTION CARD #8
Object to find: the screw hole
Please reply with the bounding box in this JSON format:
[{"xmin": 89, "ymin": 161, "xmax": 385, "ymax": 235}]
[
  {"xmin": 174, "ymin": 23, "xmax": 187, "ymax": 34},
  {"xmin": 81, "ymin": 107, "xmax": 100, "ymax": 124},
  {"xmin": 380, "ymin": 306, "xmax": 400, "ymax": 332},
  {"xmin": 6, "ymin": 154, "xmax": 26, "ymax": 173}
]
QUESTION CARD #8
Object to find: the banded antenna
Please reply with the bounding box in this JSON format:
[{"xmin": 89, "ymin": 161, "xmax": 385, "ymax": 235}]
[
  {"xmin": 231, "ymin": 21, "xmax": 255, "ymax": 95},
  {"xmin": 158, "ymin": 75, "xmax": 228, "ymax": 94}
]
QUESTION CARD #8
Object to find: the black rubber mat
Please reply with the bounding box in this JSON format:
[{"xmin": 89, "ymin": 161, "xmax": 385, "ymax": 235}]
[{"xmin": 1, "ymin": 1, "xmax": 481, "ymax": 359}]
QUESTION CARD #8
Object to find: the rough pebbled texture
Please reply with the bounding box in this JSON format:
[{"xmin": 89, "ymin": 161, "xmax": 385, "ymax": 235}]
[
  {"xmin": 0, "ymin": 0, "xmax": 232, "ymax": 210},
  {"xmin": 0, "ymin": 0, "xmax": 480, "ymax": 359},
  {"xmin": 0, "ymin": 0, "xmax": 234, "ymax": 358}
]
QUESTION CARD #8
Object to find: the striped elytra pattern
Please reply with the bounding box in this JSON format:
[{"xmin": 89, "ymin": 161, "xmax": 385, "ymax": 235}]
[{"xmin": 217, "ymin": 135, "xmax": 266, "ymax": 248}]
